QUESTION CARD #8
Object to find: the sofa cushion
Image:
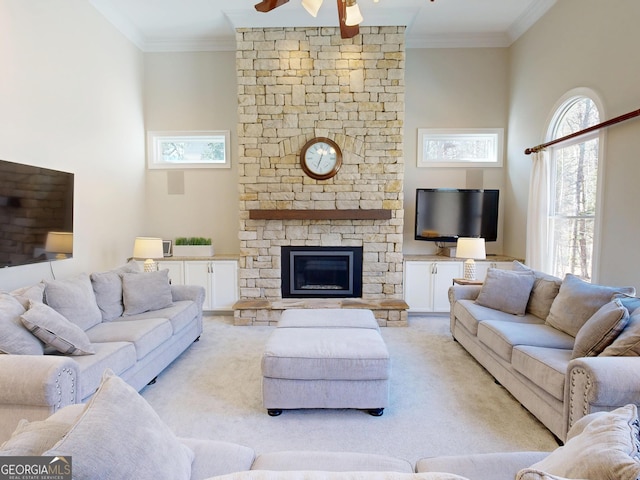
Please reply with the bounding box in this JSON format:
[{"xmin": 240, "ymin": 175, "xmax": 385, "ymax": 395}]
[
  {"xmin": 182, "ymin": 437, "xmax": 256, "ymax": 479},
  {"xmin": 121, "ymin": 300, "xmax": 199, "ymax": 334},
  {"xmin": 122, "ymin": 270, "xmax": 173, "ymax": 316},
  {"xmin": 21, "ymin": 301, "xmax": 95, "ymax": 355},
  {"xmin": 454, "ymin": 299, "xmax": 543, "ymax": 337},
  {"xmin": 511, "ymin": 346, "xmax": 572, "ymax": 401},
  {"xmin": 86, "ymin": 317, "xmax": 173, "ymax": 360},
  {"xmin": 417, "ymin": 452, "xmax": 550, "ymax": 480},
  {"xmin": 71, "ymin": 341, "xmax": 137, "ymax": 400},
  {"xmin": 44, "ymin": 273, "xmax": 102, "ymax": 331},
  {"xmin": 600, "ymin": 309, "xmax": 640, "ymax": 357},
  {"xmin": 45, "ymin": 370, "xmax": 195, "ymax": 480},
  {"xmin": 252, "ymin": 450, "xmax": 413, "ymax": 473},
  {"xmin": 475, "ymin": 268, "xmax": 535, "ymax": 316},
  {"xmin": 90, "ymin": 260, "xmax": 141, "ymax": 321},
  {"xmin": 212, "ymin": 473, "xmax": 469, "ymax": 480},
  {"xmin": 523, "ymin": 404, "xmax": 640, "ymax": 480},
  {"xmin": 546, "ymin": 274, "xmax": 635, "ymax": 337},
  {"xmin": 513, "ymin": 261, "xmax": 563, "ymax": 320},
  {"xmin": 0, "ymin": 418, "xmax": 70, "ymax": 456},
  {"xmin": 571, "ymin": 299, "xmax": 629, "ymax": 359},
  {"xmin": 0, "ymin": 292, "xmax": 44, "ymax": 355},
  {"xmin": 477, "ymin": 320, "xmax": 574, "ymax": 362}
]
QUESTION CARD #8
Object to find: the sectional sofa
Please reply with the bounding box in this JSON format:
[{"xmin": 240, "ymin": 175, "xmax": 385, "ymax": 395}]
[
  {"xmin": 448, "ymin": 261, "xmax": 639, "ymax": 441},
  {"xmin": 0, "ymin": 261, "xmax": 205, "ymax": 441}
]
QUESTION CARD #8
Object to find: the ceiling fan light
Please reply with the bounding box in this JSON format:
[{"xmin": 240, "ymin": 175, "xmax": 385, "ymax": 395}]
[
  {"xmin": 302, "ymin": 0, "xmax": 323, "ymax": 17},
  {"xmin": 344, "ymin": 2, "xmax": 363, "ymax": 26}
]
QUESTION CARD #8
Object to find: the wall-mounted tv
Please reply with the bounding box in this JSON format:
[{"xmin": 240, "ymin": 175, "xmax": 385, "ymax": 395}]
[
  {"xmin": 415, "ymin": 188, "xmax": 499, "ymax": 243},
  {"xmin": 0, "ymin": 159, "xmax": 74, "ymax": 268}
]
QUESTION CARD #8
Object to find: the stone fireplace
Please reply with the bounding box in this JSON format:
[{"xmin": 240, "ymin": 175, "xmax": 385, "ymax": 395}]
[{"xmin": 234, "ymin": 26, "xmax": 407, "ymax": 326}]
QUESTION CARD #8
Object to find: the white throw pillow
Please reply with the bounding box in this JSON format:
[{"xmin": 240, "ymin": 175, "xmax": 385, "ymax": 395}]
[
  {"xmin": 0, "ymin": 292, "xmax": 44, "ymax": 355},
  {"xmin": 0, "ymin": 419, "xmax": 70, "ymax": 456},
  {"xmin": 44, "ymin": 273, "xmax": 102, "ymax": 331},
  {"xmin": 45, "ymin": 370, "xmax": 194, "ymax": 480}
]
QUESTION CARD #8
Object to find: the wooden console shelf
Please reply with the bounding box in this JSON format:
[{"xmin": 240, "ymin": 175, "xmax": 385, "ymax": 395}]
[{"xmin": 248, "ymin": 209, "xmax": 392, "ymax": 220}]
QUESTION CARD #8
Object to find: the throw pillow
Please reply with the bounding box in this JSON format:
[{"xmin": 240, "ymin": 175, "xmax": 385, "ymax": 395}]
[
  {"xmin": 0, "ymin": 293, "xmax": 44, "ymax": 355},
  {"xmin": 20, "ymin": 301, "xmax": 95, "ymax": 355},
  {"xmin": 10, "ymin": 283, "xmax": 45, "ymax": 308},
  {"xmin": 44, "ymin": 370, "xmax": 194, "ymax": 480},
  {"xmin": 91, "ymin": 260, "xmax": 142, "ymax": 321},
  {"xmin": 546, "ymin": 274, "xmax": 635, "ymax": 337},
  {"xmin": 571, "ymin": 299, "xmax": 629, "ymax": 359},
  {"xmin": 516, "ymin": 469, "xmax": 581, "ymax": 480},
  {"xmin": 613, "ymin": 293, "xmax": 640, "ymax": 316},
  {"xmin": 121, "ymin": 269, "xmax": 173, "ymax": 316},
  {"xmin": 0, "ymin": 419, "xmax": 70, "ymax": 456},
  {"xmin": 600, "ymin": 309, "xmax": 640, "ymax": 357},
  {"xmin": 44, "ymin": 273, "xmax": 102, "ymax": 331},
  {"xmin": 512, "ymin": 261, "xmax": 563, "ymax": 320},
  {"xmin": 475, "ymin": 268, "xmax": 536, "ymax": 316},
  {"xmin": 522, "ymin": 404, "xmax": 640, "ymax": 480}
]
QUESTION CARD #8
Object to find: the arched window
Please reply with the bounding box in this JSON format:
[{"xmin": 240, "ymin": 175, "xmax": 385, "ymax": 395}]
[{"xmin": 547, "ymin": 95, "xmax": 602, "ymax": 281}]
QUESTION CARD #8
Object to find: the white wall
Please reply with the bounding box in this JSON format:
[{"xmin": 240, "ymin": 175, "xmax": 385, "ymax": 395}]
[
  {"xmin": 506, "ymin": 0, "xmax": 640, "ymax": 289},
  {"xmin": 143, "ymin": 52, "xmax": 239, "ymax": 255},
  {"xmin": 403, "ymin": 48, "xmax": 510, "ymax": 256},
  {"xmin": 0, "ymin": 0, "xmax": 145, "ymax": 290}
]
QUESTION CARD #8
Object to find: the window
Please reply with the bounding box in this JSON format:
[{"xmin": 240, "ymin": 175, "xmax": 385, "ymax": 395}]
[
  {"xmin": 417, "ymin": 128, "xmax": 503, "ymax": 168},
  {"xmin": 547, "ymin": 96, "xmax": 602, "ymax": 281},
  {"xmin": 147, "ymin": 131, "xmax": 231, "ymax": 169}
]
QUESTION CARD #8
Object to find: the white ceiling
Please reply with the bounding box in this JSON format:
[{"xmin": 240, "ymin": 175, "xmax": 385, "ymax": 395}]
[{"xmin": 89, "ymin": 0, "xmax": 557, "ymax": 52}]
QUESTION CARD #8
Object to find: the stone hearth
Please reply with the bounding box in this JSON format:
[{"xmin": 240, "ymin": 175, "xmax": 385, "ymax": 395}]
[{"xmin": 234, "ymin": 26, "xmax": 407, "ymax": 326}]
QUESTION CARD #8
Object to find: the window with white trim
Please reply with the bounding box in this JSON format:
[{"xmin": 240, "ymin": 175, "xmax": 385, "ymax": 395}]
[{"xmin": 147, "ymin": 131, "xmax": 231, "ymax": 169}]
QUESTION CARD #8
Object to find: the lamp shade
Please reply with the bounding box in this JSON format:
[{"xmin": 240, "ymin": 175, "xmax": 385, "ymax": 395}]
[
  {"xmin": 344, "ymin": 1, "xmax": 363, "ymax": 26},
  {"xmin": 302, "ymin": 0, "xmax": 323, "ymax": 17},
  {"xmin": 133, "ymin": 237, "xmax": 164, "ymax": 260},
  {"xmin": 455, "ymin": 238, "xmax": 486, "ymax": 260},
  {"xmin": 45, "ymin": 232, "xmax": 73, "ymax": 254}
]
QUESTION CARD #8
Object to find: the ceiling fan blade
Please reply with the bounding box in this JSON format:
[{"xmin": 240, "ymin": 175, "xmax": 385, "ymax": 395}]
[
  {"xmin": 254, "ymin": 0, "xmax": 290, "ymax": 13},
  {"xmin": 337, "ymin": 0, "xmax": 359, "ymax": 38}
]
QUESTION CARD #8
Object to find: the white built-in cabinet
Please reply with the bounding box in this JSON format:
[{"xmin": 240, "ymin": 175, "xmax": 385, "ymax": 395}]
[
  {"xmin": 137, "ymin": 257, "xmax": 239, "ymax": 312},
  {"xmin": 403, "ymin": 256, "xmax": 517, "ymax": 313}
]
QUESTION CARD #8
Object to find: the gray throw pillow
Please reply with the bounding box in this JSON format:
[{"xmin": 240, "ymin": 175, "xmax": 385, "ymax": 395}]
[
  {"xmin": 45, "ymin": 370, "xmax": 194, "ymax": 480},
  {"xmin": 44, "ymin": 273, "xmax": 102, "ymax": 331},
  {"xmin": 512, "ymin": 261, "xmax": 562, "ymax": 320},
  {"xmin": 0, "ymin": 419, "xmax": 70, "ymax": 455},
  {"xmin": 546, "ymin": 274, "xmax": 635, "ymax": 337},
  {"xmin": 613, "ymin": 293, "xmax": 640, "ymax": 316},
  {"xmin": 600, "ymin": 310, "xmax": 640, "ymax": 357},
  {"xmin": 10, "ymin": 283, "xmax": 45, "ymax": 309},
  {"xmin": 571, "ymin": 299, "xmax": 629, "ymax": 359},
  {"xmin": 91, "ymin": 260, "xmax": 142, "ymax": 321},
  {"xmin": 21, "ymin": 301, "xmax": 95, "ymax": 355},
  {"xmin": 522, "ymin": 404, "xmax": 640, "ymax": 480},
  {"xmin": 0, "ymin": 293, "xmax": 44, "ymax": 355},
  {"xmin": 475, "ymin": 268, "xmax": 536, "ymax": 316},
  {"xmin": 122, "ymin": 269, "xmax": 173, "ymax": 316}
]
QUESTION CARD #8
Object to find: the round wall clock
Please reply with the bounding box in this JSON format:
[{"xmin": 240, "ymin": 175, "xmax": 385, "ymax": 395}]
[{"xmin": 300, "ymin": 137, "xmax": 342, "ymax": 180}]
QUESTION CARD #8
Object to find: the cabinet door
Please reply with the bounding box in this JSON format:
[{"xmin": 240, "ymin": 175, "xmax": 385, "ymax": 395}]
[
  {"xmin": 184, "ymin": 261, "xmax": 213, "ymax": 310},
  {"xmin": 475, "ymin": 261, "xmax": 514, "ymax": 281},
  {"xmin": 157, "ymin": 261, "xmax": 184, "ymax": 285},
  {"xmin": 432, "ymin": 262, "xmax": 463, "ymax": 312},
  {"xmin": 403, "ymin": 261, "xmax": 434, "ymax": 312},
  {"xmin": 210, "ymin": 261, "xmax": 238, "ymax": 311}
]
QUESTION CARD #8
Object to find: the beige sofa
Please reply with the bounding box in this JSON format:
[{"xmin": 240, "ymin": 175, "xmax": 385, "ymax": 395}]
[
  {"xmin": 448, "ymin": 262, "xmax": 639, "ymax": 441},
  {"xmin": 0, "ymin": 262, "xmax": 205, "ymax": 442}
]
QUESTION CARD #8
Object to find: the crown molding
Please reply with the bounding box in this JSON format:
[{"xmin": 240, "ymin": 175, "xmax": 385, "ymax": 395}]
[
  {"xmin": 89, "ymin": 0, "xmax": 146, "ymax": 51},
  {"xmin": 406, "ymin": 32, "xmax": 511, "ymax": 49},
  {"xmin": 507, "ymin": 0, "xmax": 557, "ymax": 43},
  {"xmin": 144, "ymin": 37, "xmax": 236, "ymax": 53}
]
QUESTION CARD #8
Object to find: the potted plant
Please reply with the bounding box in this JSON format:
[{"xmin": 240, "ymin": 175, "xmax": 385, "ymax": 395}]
[{"xmin": 172, "ymin": 237, "xmax": 214, "ymax": 257}]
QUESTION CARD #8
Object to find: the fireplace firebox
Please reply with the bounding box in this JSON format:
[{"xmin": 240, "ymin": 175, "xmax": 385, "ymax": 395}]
[{"xmin": 281, "ymin": 246, "xmax": 363, "ymax": 298}]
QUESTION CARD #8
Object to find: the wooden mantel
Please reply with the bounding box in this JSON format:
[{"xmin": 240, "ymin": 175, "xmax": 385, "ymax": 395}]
[{"xmin": 248, "ymin": 209, "xmax": 392, "ymax": 220}]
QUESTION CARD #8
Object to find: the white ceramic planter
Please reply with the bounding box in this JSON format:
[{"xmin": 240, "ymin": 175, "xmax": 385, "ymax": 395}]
[{"xmin": 172, "ymin": 245, "xmax": 215, "ymax": 257}]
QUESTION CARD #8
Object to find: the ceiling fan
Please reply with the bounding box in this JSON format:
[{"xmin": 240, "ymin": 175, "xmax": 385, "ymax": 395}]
[{"xmin": 253, "ymin": 0, "xmax": 363, "ymax": 39}]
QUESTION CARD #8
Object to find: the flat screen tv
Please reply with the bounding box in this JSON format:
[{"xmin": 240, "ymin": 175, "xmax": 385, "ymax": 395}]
[
  {"xmin": 0, "ymin": 159, "xmax": 74, "ymax": 268},
  {"xmin": 415, "ymin": 188, "xmax": 499, "ymax": 243}
]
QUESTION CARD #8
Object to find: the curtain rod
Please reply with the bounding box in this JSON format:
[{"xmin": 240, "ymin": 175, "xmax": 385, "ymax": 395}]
[{"xmin": 525, "ymin": 107, "xmax": 640, "ymax": 155}]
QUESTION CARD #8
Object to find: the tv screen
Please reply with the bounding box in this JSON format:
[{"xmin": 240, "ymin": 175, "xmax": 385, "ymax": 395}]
[
  {"xmin": 415, "ymin": 189, "xmax": 499, "ymax": 243},
  {"xmin": 0, "ymin": 159, "xmax": 74, "ymax": 268}
]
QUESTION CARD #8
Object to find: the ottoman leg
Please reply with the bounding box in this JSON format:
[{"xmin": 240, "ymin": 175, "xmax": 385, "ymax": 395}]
[
  {"xmin": 267, "ymin": 409, "xmax": 282, "ymax": 417},
  {"xmin": 368, "ymin": 408, "xmax": 384, "ymax": 417}
]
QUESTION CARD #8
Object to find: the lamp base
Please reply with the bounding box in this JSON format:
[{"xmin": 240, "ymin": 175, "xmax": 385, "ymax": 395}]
[
  {"xmin": 143, "ymin": 259, "xmax": 158, "ymax": 272},
  {"xmin": 463, "ymin": 259, "xmax": 477, "ymax": 280}
]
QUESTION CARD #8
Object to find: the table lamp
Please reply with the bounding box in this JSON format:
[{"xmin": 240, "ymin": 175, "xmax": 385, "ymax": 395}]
[
  {"xmin": 45, "ymin": 232, "xmax": 73, "ymax": 260},
  {"xmin": 133, "ymin": 237, "xmax": 164, "ymax": 272},
  {"xmin": 456, "ymin": 237, "xmax": 486, "ymax": 280}
]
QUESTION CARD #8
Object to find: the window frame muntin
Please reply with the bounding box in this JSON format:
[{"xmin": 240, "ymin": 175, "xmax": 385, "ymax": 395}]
[{"xmin": 146, "ymin": 130, "xmax": 231, "ymax": 170}]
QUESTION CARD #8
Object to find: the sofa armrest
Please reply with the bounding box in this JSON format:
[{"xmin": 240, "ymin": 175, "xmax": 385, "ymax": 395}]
[
  {"xmin": 172, "ymin": 284, "xmax": 206, "ymax": 309},
  {"xmin": 565, "ymin": 356, "xmax": 640, "ymax": 436},
  {"xmin": 448, "ymin": 285, "xmax": 482, "ymax": 333}
]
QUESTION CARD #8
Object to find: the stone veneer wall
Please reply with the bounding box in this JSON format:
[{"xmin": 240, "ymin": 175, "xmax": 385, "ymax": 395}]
[{"xmin": 235, "ymin": 26, "xmax": 406, "ymax": 325}]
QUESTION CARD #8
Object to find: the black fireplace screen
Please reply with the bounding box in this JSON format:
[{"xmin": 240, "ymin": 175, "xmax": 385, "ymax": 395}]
[{"xmin": 281, "ymin": 246, "xmax": 363, "ymax": 298}]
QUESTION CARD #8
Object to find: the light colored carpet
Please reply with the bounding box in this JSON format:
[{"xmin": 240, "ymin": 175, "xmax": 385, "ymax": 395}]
[{"xmin": 141, "ymin": 314, "xmax": 558, "ymax": 465}]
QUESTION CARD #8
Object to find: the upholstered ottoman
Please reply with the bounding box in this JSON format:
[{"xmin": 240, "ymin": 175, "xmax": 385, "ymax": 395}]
[{"xmin": 261, "ymin": 308, "xmax": 390, "ymax": 416}]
